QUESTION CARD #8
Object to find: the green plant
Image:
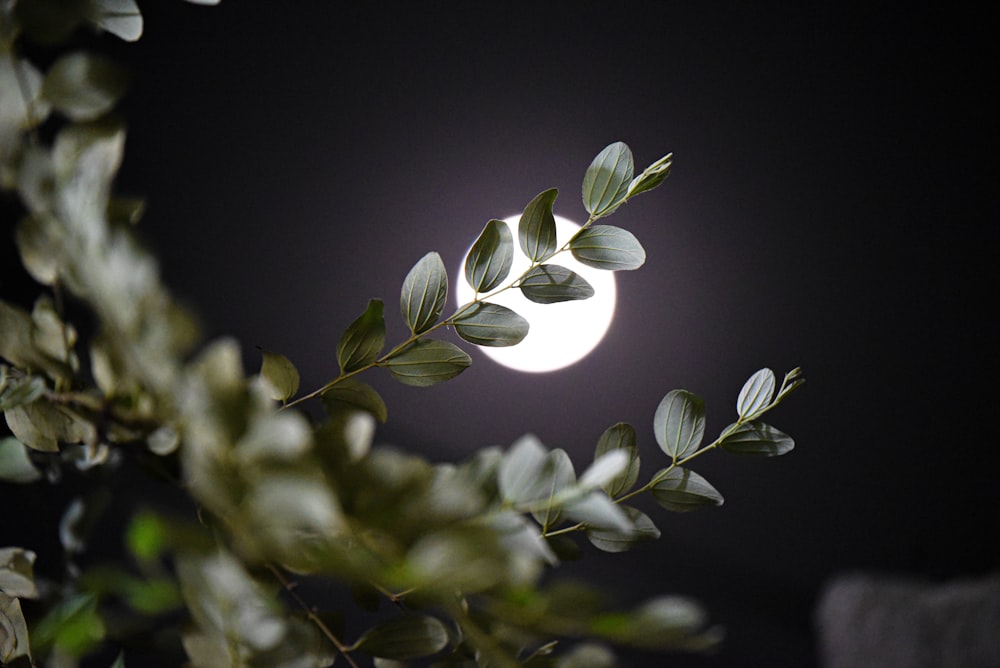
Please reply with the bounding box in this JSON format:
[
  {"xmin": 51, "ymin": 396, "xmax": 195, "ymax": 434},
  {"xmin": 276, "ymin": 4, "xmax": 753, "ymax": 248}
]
[{"xmin": 0, "ymin": 3, "xmax": 803, "ymax": 666}]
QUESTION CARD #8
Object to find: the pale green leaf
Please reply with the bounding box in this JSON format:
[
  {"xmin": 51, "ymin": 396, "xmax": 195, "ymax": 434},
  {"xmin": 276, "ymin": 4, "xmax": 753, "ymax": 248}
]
[
  {"xmin": 582, "ymin": 142, "xmax": 634, "ymax": 216},
  {"xmin": 0, "ymin": 592, "xmax": 32, "ymax": 664},
  {"xmin": 587, "ymin": 506, "xmax": 660, "ymax": 553},
  {"xmin": 383, "ymin": 339, "xmax": 470, "ymax": 387},
  {"xmin": 518, "ymin": 188, "xmax": 558, "ymax": 262},
  {"xmin": 0, "ymin": 437, "xmax": 42, "ymax": 484},
  {"xmin": 555, "ymin": 643, "xmax": 617, "ymax": 668},
  {"xmin": 453, "ymin": 301, "xmax": 529, "ymax": 347},
  {"xmin": 719, "ymin": 421, "xmax": 794, "ymax": 457},
  {"xmin": 337, "ymin": 299, "xmax": 386, "ymax": 373},
  {"xmin": 594, "ymin": 423, "xmax": 639, "ymax": 497},
  {"xmin": 626, "ymin": 152, "xmax": 673, "ymax": 198},
  {"xmin": 653, "ymin": 389, "xmax": 706, "ymax": 460},
  {"xmin": 498, "ymin": 434, "xmax": 548, "ymax": 505},
  {"xmin": 110, "ymin": 650, "xmax": 126, "ymax": 668},
  {"xmin": 737, "ymin": 367, "xmax": 775, "ymax": 419},
  {"xmin": 569, "ymin": 225, "xmax": 646, "ymax": 271},
  {"xmin": 578, "ymin": 450, "xmax": 629, "ymax": 491},
  {"xmin": 651, "ymin": 467, "xmax": 724, "ymax": 512},
  {"xmin": 4, "ymin": 399, "xmax": 94, "ymax": 452},
  {"xmin": 563, "ymin": 491, "xmax": 631, "ymax": 531},
  {"xmin": 465, "ymin": 219, "xmax": 514, "ymax": 293},
  {"xmin": 85, "ymin": 0, "xmax": 143, "ymax": 42},
  {"xmin": 401, "ymin": 251, "xmax": 448, "ymax": 334},
  {"xmin": 259, "ymin": 350, "xmax": 300, "ymax": 402},
  {"xmin": 0, "ymin": 375, "xmax": 46, "ymax": 412},
  {"xmin": 519, "ymin": 264, "xmax": 594, "ymax": 304},
  {"xmin": 531, "ymin": 448, "xmax": 576, "ymax": 527},
  {"xmin": 29, "ymin": 592, "xmax": 105, "ymax": 658},
  {"xmin": 0, "ymin": 548, "xmax": 37, "ymax": 598},
  {"xmin": 322, "ymin": 377, "xmax": 388, "ymax": 423},
  {"xmin": 42, "ymin": 51, "xmax": 129, "ymax": 121},
  {"xmin": 355, "ymin": 614, "xmax": 449, "ymax": 660}
]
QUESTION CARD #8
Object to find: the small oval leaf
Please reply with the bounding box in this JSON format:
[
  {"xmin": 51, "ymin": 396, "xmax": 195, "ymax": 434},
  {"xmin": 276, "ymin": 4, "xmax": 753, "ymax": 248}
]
[
  {"xmin": 569, "ymin": 225, "xmax": 646, "ymax": 271},
  {"xmin": 86, "ymin": 0, "xmax": 143, "ymax": 42},
  {"xmin": 519, "ymin": 265, "xmax": 594, "ymax": 304},
  {"xmin": 651, "ymin": 467, "xmax": 724, "ymax": 512},
  {"xmin": 653, "ymin": 390, "xmax": 706, "ymax": 461},
  {"xmin": 453, "ymin": 302, "xmax": 529, "ymax": 347},
  {"xmin": 383, "ymin": 339, "xmax": 470, "ymax": 387},
  {"xmin": 337, "ymin": 299, "xmax": 386, "ymax": 373},
  {"xmin": 587, "ymin": 506, "xmax": 660, "ymax": 553},
  {"xmin": 355, "ymin": 613, "xmax": 449, "ymax": 660},
  {"xmin": 626, "ymin": 152, "xmax": 673, "ymax": 199},
  {"xmin": 259, "ymin": 350, "xmax": 300, "ymax": 402},
  {"xmin": 322, "ymin": 377, "xmax": 388, "ymax": 423},
  {"xmin": 582, "ymin": 142, "xmax": 634, "ymax": 216},
  {"xmin": 518, "ymin": 188, "xmax": 558, "ymax": 262},
  {"xmin": 0, "ymin": 437, "xmax": 42, "ymax": 484},
  {"xmin": 594, "ymin": 423, "xmax": 639, "ymax": 497},
  {"xmin": 737, "ymin": 368, "xmax": 775, "ymax": 420},
  {"xmin": 465, "ymin": 219, "xmax": 514, "ymax": 293},
  {"xmin": 719, "ymin": 421, "xmax": 794, "ymax": 457},
  {"xmin": 42, "ymin": 51, "xmax": 129, "ymax": 121},
  {"xmin": 498, "ymin": 434, "xmax": 548, "ymax": 505},
  {"xmin": 401, "ymin": 252, "xmax": 448, "ymax": 334}
]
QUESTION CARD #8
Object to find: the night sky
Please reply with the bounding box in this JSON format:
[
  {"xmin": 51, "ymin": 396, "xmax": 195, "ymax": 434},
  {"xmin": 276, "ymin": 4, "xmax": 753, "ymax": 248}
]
[{"xmin": 3, "ymin": 2, "xmax": 996, "ymax": 666}]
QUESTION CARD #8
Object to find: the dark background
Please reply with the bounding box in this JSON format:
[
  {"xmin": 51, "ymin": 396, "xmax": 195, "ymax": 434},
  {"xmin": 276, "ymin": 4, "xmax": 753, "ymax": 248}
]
[{"xmin": 4, "ymin": 2, "xmax": 997, "ymax": 666}]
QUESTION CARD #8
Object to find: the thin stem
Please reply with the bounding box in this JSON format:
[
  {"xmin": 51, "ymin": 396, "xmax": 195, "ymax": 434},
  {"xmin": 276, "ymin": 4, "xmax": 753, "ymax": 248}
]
[{"xmin": 267, "ymin": 563, "xmax": 361, "ymax": 668}]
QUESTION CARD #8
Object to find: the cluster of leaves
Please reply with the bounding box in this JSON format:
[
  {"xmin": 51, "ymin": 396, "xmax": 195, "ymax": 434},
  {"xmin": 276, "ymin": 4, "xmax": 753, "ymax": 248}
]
[{"xmin": 0, "ymin": 2, "xmax": 803, "ymax": 667}]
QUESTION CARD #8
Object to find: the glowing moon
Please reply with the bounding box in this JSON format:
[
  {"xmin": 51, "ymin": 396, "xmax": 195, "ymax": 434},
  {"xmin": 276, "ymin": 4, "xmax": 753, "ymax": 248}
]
[{"xmin": 455, "ymin": 214, "xmax": 616, "ymax": 373}]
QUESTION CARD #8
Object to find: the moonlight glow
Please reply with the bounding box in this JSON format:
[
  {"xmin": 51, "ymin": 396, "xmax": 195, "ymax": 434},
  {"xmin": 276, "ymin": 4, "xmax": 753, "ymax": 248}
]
[{"xmin": 455, "ymin": 215, "xmax": 616, "ymax": 373}]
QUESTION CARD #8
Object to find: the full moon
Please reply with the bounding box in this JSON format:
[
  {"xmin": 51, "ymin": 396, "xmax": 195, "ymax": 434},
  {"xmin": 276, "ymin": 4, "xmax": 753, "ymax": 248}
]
[{"xmin": 455, "ymin": 214, "xmax": 616, "ymax": 373}]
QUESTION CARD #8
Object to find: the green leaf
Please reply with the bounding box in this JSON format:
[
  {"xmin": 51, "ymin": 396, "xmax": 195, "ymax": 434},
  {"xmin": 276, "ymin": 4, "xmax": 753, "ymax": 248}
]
[
  {"xmin": 653, "ymin": 390, "xmax": 706, "ymax": 461},
  {"xmin": 110, "ymin": 650, "xmax": 126, "ymax": 668},
  {"xmin": 737, "ymin": 368, "xmax": 775, "ymax": 420},
  {"xmin": 555, "ymin": 643, "xmax": 617, "ymax": 668},
  {"xmin": 518, "ymin": 188, "xmax": 559, "ymax": 262},
  {"xmin": 651, "ymin": 467, "xmax": 724, "ymax": 512},
  {"xmin": 563, "ymin": 491, "xmax": 631, "ymax": 531},
  {"xmin": 578, "ymin": 450, "xmax": 629, "ymax": 491},
  {"xmin": 42, "ymin": 51, "xmax": 129, "ymax": 121},
  {"xmin": 719, "ymin": 421, "xmax": 794, "ymax": 457},
  {"xmin": 30, "ymin": 593, "xmax": 105, "ymax": 658},
  {"xmin": 519, "ymin": 265, "xmax": 594, "ymax": 304},
  {"xmin": 401, "ymin": 251, "xmax": 448, "ymax": 334},
  {"xmin": 594, "ymin": 423, "xmax": 639, "ymax": 497},
  {"xmin": 569, "ymin": 225, "xmax": 646, "ymax": 271},
  {"xmin": 126, "ymin": 511, "xmax": 168, "ymax": 562},
  {"xmin": 587, "ymin": 506, "xmax": 660, "ymax": 553},
  {"xmin": 498, "ymin": 435, "xmax": 548, "ymax": 505},
  {"xmin": 0, "ymin": 592, "xmax": 32, "ymax": 664},
  {"xmin": 354, "ymin": 614, "xmax": 449, "ymax": 660},
  {"xmin": 582, "ymin": 142, "xmax": 634, "ymax": 216},
  {"xmin": 0, "ymin": 375, "xmax": 46, "ymax": 412},
  {"xmin": 383, "ymin": 339, "xmax": 470, "ymax": 387},
  {"xmin": 626, "ymin": 152, "xmax": 673, "ymax": 199},
  {"xmin": 466, "ymin": 219, "xmax": 514, "ymax": 293},
  {"xmin": 338, "ymin": 299, "xmax": 386, "ymax": 373},
  {"xmin": 531, "ymin": 448, "xmax": 576, "ymax": 527},
  {"xmin": 259, "ymin": 350, "xmax": 300, "ymax": 402},
  {"xmin": 0, "ymin": 548, "xmax": 37, "ymax": 599},
  {"xmin": 4, "ymin": 398, "xmax": 95, "ymax": 452},
  {"xmin": 322, "ymin": 377, "xmax": 388, "ymax": 423},
  {"xmin": 453, "ymin": 302, "xmax": 529, "ymax": 347},
  {"xmin": 85, "ymin": 0, "xmax": 143, "ymax": 42},
  {"xmin": 0, "ymin": 438, "xmax": 42, "ymax": 484}
]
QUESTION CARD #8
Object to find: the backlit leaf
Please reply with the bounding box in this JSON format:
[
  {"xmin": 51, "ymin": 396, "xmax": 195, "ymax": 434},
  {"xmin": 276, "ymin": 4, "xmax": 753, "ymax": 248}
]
[
  {"xmin": 519, "ymin": 265, "xmax": 594, "ymax": 304},
  {"xmin": 355, "ymin": 614, "xmax": 449, "ymax": 660},
  {"xmin": 653, "ymin": 390, "xmax": 706, "ymax": 461},
  {"xmin": 453, "ymin": 301, "xmax": 529, "ymax": 347},
  {"xmin": 42, "ymin": 51, "xmax": 129, "ymax": 121},
  {"xmin": 587, "ymin": 506, "xmax": 660, "ymax": 553},
  {"xmin": 594, "ymin": 423, "xmax": 639, "ymax": 497},
  {"xmin": 498, "ymin": 434, "xmax": 548, "ymax": 505},
  {"xmin": 466, "ymin": 219, "xmax": 514, "ymax": 293},
  {"xmin": 322, "ymin": 377, "xmax": 388, "ymax": 423},
  {"xmin": 563, "ymin": 491, "xmax": 631, "ymax": 531},
  {"xmin": 259, "ymin": 350, "xmax": 299, "ymax": 402},
  {"xmin": 719, "ymin": 421, "xmax": 794, "ymax": 457},
  {"xmin": 582, "ymin": 142, "xmax": 633, "ymax": 216},
  {"xmin": 579, "ymin": 450, "xmax": 629, "ymax": 491},
  {"xmin": 651, "ymin": 467, "xmax": 724, "ymax": 512},
  {"xmin": 85, "ymin": 0, "xmax": 143, "ymax": 42},
  {"xmin": 338, "ymin": 299, "xmax": 386, "ymax": 373},
  {"xmin": 0, "ymin": 438, "xmax": 42, "ymax": 484},
  {"xmin": 518, "ymin": 188, "xmax": 558, "ymax": 262},
  {"xmin": 0, "ymin": 548, "xmax": 37, "ymax": 598},
  {"xmin": 737, "ymin": 368, "xmax": 775, "ymax": 420},
  {"xmin": 383, "ymin": 339, "xmax": 470, "ymax": 387},
  {"xmin": 569, "ymin": 225, "xmax": 646, "ymax": 271},
  {"xmin": 531, "ymin": 448, "xmax": 576, "ymax": 527},
  {"xmin": 401, "ymin": 251, "xmax": 448, "ymax": 334}
]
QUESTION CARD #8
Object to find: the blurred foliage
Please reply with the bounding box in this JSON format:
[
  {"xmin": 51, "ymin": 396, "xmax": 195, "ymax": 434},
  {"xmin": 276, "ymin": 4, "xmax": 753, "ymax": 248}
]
[{"xmin": 0, "ymin": 1, "xmax": 803, "ymax": 666}]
